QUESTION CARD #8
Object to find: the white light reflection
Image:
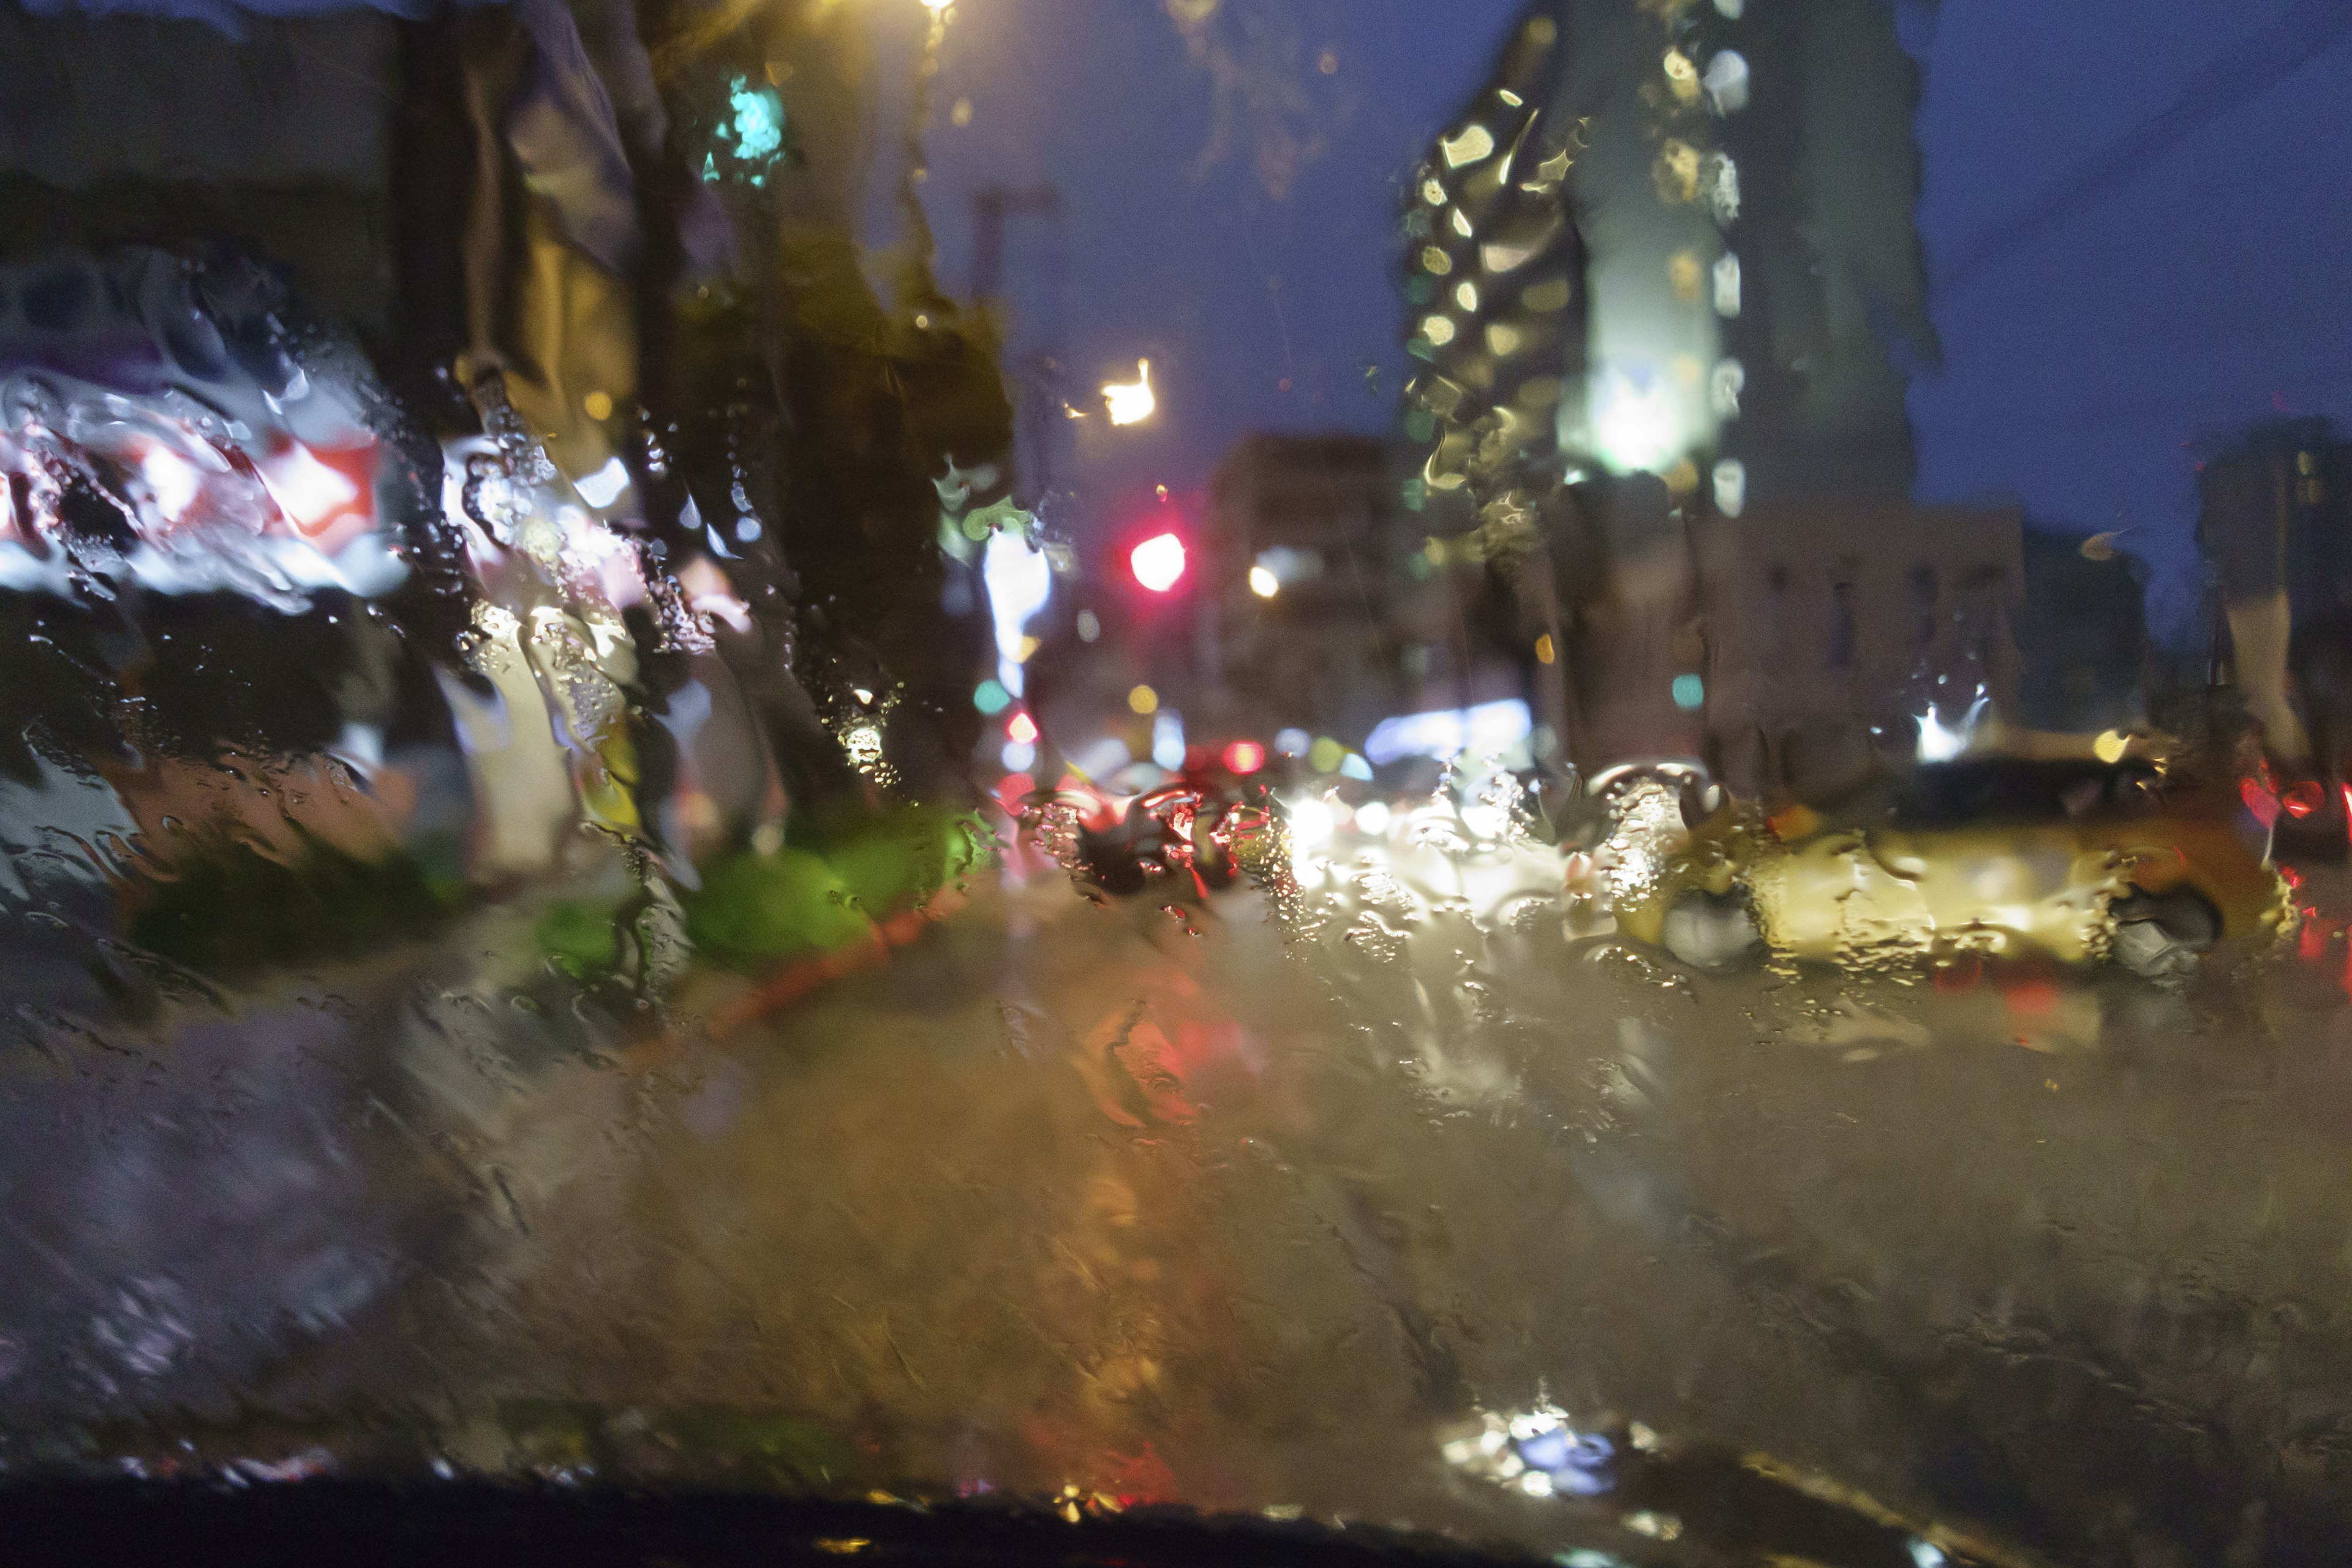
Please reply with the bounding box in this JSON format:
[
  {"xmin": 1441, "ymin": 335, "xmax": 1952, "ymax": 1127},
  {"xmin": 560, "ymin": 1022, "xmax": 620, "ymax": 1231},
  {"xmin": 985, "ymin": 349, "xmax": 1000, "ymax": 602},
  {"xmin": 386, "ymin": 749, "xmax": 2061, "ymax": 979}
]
[
  {"xmin": 1440, "ymin": 1403, "xmax": 1616, "ymax": 1501},
  {"xmin": 1713, "ymin": 252, "xmax": 1741, "ymax": 317},
  {"xmin": 1460, "ymin": 803, "xmax": 1507, "ymax": 841},
  {"xmin": 139, "ymin": 447, "xmax": 203, "ymax": 521},
  {"xmin": 1703, "ymin": 50, "xmax": 1750, "ymax": 113},
  {"xmin": 1592, "ymin": 369, "xmax": 1686, "ymax": 473},
  {"xmin": 982, "ymin": 528, "xmax": 1051, "ymax": 698},
  {"xmin": 573, "ymin": 456, "xmax": 630, "ymax": 509},
  {"xmin": 256, "ymin": 441, "xmax": 360, "ymax": 533},
  {"xmin": 1713, "ymin": 458, "xmax": 1746, "ymax": 518},
  {"xmin": 1917, "ymin": 691, "xmax": 1989, "ymax": 763},
  {"xmin": 1151, "ymin": 709, "xmax": 1186, "ymax": 770},
  {"xmin": 1364, "ymin": 698, "xmax": 1531, "ymax": 766}
]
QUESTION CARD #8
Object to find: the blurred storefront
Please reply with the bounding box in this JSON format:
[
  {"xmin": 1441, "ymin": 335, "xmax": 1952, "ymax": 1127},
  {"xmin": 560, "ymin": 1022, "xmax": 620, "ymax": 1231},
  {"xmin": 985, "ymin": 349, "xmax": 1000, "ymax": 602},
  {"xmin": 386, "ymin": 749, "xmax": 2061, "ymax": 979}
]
[{"xmin": 0, "ymin": 0, "xmax": 1013, "ymax": 899}]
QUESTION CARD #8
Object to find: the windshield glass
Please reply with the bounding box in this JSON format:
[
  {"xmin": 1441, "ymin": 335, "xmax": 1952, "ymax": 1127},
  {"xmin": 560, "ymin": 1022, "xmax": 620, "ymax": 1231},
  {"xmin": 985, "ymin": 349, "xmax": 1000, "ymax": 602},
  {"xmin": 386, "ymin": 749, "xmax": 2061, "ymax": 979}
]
[{"xmin": 5, "ymin": 3, "xmax": 2351, "ymax": 1564}]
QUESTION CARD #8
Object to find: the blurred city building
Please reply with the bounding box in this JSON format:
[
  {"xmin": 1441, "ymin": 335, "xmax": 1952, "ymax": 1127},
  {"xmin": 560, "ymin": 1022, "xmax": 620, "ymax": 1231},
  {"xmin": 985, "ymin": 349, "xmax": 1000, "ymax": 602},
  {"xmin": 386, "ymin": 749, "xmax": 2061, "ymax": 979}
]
[
  {"xmin": 1199, "ymin": 433, "xmax": 1411, "ymax": 744},
  {"xmin": 1397, "ymin": 0, "xmax": 2024, "ymax": 793},
  {"xmin": 1403, "ymin": 0, "xmax": 1928, "ymax": 520},
  {"xmin": 2015, "ymin": 531, "xmax": 2151, "ymax": 739},
  {"xmin": 1695, "ymin": 502, "xmax": 2023, "ymax": 794},
  {"xmin": 2198, "ymin": 417, "xmax": 2352, "ymax": 770},
  {"xmin": 0, "ymin": 0, "xmax": 1012, "ymax": 880}
]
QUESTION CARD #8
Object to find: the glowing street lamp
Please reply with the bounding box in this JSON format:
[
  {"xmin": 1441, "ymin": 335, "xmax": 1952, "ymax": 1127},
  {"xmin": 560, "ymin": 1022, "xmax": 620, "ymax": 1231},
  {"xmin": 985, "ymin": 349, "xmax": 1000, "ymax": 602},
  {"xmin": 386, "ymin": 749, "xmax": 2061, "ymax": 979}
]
[
  {"xmin": 1248, "ymin": 564, "xmax": 1280, "ymax": 598},
  {"xmin": 1102, "ymin": 359, "xmax": 1156, "ymax": 426}
]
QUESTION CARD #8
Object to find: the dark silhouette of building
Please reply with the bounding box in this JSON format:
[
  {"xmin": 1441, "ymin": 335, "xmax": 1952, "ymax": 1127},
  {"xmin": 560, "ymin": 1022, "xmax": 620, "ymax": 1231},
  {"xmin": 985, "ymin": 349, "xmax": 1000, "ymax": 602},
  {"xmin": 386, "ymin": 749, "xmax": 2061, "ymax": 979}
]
[
  {"xmin": 2200, "ymin": 418, "xmax": 2352, "ymax": 767},
  {"xmin": 1202, "ymin": 432, "xmax": 1413, "ymax": 742}
]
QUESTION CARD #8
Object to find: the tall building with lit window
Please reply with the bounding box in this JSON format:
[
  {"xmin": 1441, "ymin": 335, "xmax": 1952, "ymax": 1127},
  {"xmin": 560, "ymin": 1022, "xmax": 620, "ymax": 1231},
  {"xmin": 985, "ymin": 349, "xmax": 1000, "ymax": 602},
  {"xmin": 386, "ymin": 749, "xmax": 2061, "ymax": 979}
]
[
  {"xmin": 1405, "ymin": 0, "xmax": 1932, "ymax": 518},
  {"xmin": 1402, "ymin": 0, "xmax": 1976, "ymax": 791}
]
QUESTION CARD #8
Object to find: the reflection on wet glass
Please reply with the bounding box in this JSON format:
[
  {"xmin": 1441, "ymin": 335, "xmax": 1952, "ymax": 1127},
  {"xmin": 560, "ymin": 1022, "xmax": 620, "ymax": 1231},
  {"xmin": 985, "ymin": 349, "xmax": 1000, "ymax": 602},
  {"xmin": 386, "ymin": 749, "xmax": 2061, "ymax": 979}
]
[{"xmin": 3, "ymin": 0, "xmax": 2352, "ymax": 1564}]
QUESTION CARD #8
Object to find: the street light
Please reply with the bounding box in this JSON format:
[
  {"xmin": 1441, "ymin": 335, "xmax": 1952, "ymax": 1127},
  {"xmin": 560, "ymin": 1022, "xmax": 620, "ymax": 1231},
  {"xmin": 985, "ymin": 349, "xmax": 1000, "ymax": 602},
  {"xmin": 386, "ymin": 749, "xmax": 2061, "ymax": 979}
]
[
  {"xmin": 1248, "ymin": 564, "xmax": 1280, "ymax": 598},
  {"xmin": 1102, "ymin": 360, "xmax": 1155, "ymax": 426}
]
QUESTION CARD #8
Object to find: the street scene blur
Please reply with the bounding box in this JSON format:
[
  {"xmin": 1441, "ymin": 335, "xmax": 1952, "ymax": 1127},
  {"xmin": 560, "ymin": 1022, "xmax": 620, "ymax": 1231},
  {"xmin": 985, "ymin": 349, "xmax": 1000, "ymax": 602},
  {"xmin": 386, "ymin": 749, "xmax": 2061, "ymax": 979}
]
[{"xmin": 4, "ymin": 1, "xmax": 2352, "ymax": 1564}]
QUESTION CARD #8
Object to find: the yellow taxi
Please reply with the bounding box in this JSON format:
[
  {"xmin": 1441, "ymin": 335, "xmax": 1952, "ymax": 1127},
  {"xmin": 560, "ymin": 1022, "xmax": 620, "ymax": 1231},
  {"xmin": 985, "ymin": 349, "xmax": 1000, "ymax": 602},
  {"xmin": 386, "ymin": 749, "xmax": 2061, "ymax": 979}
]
[{"xmin": 1602, "ymin": 756, "xmax": 2294, "ymax": 979}]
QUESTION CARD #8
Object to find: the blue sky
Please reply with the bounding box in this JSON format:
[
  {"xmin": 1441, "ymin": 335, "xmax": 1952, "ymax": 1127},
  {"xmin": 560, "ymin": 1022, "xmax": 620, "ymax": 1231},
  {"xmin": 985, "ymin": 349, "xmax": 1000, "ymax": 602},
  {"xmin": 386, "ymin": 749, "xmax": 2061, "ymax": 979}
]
[{"xmin": 1904, "ymin": 0, "xmax": 2352, "ymax": 646}]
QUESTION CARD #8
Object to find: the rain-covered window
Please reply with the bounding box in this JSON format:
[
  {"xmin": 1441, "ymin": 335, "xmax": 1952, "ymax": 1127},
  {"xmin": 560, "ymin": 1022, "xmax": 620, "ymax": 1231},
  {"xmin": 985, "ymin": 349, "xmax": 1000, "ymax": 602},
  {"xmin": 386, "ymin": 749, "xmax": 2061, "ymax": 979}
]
[{"xmin": 4, "ymin": 2, "xmax": 2352, "ymax": 1566}]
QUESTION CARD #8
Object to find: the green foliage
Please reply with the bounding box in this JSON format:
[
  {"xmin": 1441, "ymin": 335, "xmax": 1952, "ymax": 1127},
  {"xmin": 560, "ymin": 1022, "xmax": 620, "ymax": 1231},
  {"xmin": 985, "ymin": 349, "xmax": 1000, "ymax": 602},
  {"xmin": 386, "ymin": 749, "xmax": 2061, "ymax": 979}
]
[
  {"xmin": 535, "ymin": 898, "xmax": 624, "ymax": 981},
  {"xmin": 128, "ymin": 826, "xmax": 462, "ymax": 974},
  {"xmin": 823, "ymin": 805, "xmax": 987, "ymax": 919},
  {"xmin": 668, "ymin": 807, "xmax": 987, "ymax": 973},
  {"xmin": 681, "ymin": 846, "xmax": 872, "ymax": 971}
]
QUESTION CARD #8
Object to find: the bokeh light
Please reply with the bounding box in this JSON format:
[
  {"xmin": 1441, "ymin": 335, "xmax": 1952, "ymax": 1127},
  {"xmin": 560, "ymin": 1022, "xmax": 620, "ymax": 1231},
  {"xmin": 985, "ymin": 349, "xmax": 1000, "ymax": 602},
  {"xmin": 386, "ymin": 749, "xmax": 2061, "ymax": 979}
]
[{"xmin": 1131, "ymin": 531, "xmax": 1186, "ymax": 592}]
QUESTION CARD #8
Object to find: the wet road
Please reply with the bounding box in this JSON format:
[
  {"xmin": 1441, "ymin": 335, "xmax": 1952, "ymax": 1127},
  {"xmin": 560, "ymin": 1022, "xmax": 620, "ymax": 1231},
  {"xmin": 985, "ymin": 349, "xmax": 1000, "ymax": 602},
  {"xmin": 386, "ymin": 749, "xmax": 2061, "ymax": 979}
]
[{"xmin": 9, "ymin": 837, "xmax": 2352, "ymax": 1565}]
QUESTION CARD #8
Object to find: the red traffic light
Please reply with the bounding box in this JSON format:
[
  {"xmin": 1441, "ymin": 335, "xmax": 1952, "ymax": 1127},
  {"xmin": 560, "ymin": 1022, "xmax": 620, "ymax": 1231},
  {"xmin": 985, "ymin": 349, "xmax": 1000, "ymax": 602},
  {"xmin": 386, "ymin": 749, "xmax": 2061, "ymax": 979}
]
[{"xmin": 1129, "ymin": 531, "xmax": 1186, "ymax": 593}]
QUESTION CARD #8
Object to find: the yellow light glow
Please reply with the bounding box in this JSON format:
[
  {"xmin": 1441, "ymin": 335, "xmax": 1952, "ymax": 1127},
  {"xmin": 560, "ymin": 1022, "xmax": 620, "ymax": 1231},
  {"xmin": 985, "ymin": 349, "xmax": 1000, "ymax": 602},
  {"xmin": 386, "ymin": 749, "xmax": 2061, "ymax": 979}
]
[
  {"xmin": 1454, "ymin": 281, "xmax": 1479, "ymax": 312},
  {"xmin": 1250, "ymin": 565, "xmax": 1280, "ymax": 598},
  {"xmin": 1534, "ymin": 633, "xmax": 1555, "ymax": 665},
  {"xmin": 1102, "ymin": 359, "xmax": 1156, "ymax": 426},
  {"xmin": 1420, "ymin": 314, "xmax": 1457, "ymax": 346},
  {"xmin": 1522, "ymin": 277, "xmax": 1571, "ymax": 313},
  {"xmin": 1439, "ymin": 125, "xmax": 1496, "ymax": 168},
  {"xmin": 1128, "ymin": 684, "xmax": 1159, "ymax": 715},
  {"xmin": 1420, "ymin": 246, "xmax": 1453, "ymax": 275},
  {"xmin": 1482, "ymin": 238, "xmax": 1539, "ymax": 274},
  {"xmin": 2094, "ymin": 729, "xmax": 2128, "ymax": 763}
]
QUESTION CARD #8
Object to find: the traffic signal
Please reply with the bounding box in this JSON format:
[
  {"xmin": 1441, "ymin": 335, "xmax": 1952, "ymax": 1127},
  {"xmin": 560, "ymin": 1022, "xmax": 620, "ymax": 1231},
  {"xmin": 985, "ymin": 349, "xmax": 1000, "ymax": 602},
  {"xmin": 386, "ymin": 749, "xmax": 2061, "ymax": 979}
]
[{"xmin": 1129, "ymin": 531, "xmax": 1186, "ymax": 593}]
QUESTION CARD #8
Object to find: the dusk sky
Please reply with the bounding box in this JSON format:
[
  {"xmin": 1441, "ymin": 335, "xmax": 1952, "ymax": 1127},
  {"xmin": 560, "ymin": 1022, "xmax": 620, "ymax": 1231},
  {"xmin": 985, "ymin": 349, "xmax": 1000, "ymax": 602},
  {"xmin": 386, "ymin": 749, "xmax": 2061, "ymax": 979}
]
[{"xmin": 910, "ymin": 0, "xmax": 2352, "ymax": 649}]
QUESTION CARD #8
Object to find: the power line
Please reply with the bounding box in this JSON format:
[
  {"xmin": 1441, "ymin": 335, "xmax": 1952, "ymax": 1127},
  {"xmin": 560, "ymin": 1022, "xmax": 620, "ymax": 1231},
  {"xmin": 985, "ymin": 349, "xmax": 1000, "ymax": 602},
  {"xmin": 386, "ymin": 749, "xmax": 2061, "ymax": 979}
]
[{"xmin": 1936, "ymin": 0, "xmax": 2352, "ymax": 295}]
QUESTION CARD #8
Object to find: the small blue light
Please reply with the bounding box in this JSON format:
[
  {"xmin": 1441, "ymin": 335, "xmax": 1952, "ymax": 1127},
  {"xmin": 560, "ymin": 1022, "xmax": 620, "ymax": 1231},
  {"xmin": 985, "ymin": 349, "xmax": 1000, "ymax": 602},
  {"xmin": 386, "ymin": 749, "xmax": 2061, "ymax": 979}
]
[
  {"xmin": 1671, "ymin": 673, "xmax": 1705, "ymax": 710},
  {"xmin": 728, "ymin": 77, "xmax": 785, "ymax": 162}
]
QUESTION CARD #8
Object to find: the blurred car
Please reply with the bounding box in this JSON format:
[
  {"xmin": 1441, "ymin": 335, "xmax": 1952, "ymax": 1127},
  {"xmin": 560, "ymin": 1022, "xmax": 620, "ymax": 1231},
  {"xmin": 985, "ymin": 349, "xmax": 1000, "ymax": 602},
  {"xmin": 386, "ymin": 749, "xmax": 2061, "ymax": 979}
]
[
  {"xmin": 1605, "ymin": 756, "xmax": 2294, "ymax": 979},
  {"xmin": 1052, "ymin": 756, "xmax": 1271, "ymax": 899}
]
